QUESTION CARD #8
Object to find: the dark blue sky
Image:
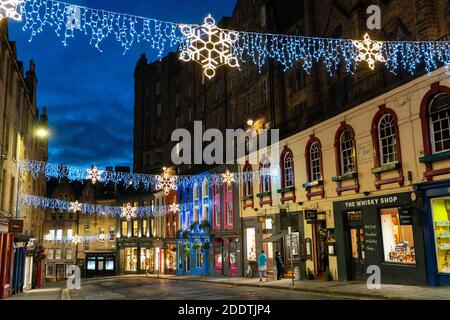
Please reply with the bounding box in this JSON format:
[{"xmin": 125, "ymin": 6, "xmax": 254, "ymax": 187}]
[{"xmin": 9, "ymin": 0, "xmax": 236, "ymax": 169}]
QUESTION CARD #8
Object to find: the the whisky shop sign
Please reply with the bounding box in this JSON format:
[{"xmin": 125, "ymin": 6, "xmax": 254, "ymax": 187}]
[{"xmin": 343, "ymin": 193, "xmax": 412, "ymax": 209}]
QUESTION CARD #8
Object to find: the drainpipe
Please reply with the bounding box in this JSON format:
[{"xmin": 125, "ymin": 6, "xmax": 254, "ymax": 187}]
[{"xmin": 0, "ymin": 40, "xmax": 10, "ymax": 213}]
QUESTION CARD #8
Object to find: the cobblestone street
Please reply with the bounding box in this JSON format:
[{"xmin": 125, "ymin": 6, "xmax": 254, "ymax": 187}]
[{"xmin": 67, "ymin": 277, "xmax": 355, "ymax": 300}]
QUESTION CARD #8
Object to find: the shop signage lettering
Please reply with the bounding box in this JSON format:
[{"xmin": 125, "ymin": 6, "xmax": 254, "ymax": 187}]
[
  {"xmin": 399, "ymin": 208, "xmax": 413, "ymax": 225},
  {"xmin": 364, "ymin": 225, "xmax": 378, "ymax": 252},
  {"xmin": 344, "ymin": 196, "xmax": 399, "ymax": 209},
  {"xmin": 305, "ymin": 210, "xmax": 317, "ymax": 220}
]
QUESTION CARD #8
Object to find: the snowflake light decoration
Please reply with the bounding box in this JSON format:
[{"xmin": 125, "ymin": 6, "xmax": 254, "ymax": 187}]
[
  {"xmin": 87, "ymin": 165, "xmax": 103, "ymax": 184},
  {"xmin": 222, "ymin": 170, "xmax": 235, "ymax": 186},
  {"xmin": 179, "ymin": 15, "xmax": 240, "ymax": 79},
  {"xmin": 169, "ymin": 202, "xmax": 179, "ymax": 213},
  {"xmin": 72, "ymin": 234, "xmax": 82, "ymax": 244},
  {"xmin": 0, "ymin": 0, "xmax": 24, "ymax": 21},
  {"xmin": 353, "ymin": 33, "xmax": 385, "ymax": 70},
  {"xmin": 69, "ymin": 200, "xmax": 82, "ymax": 213},
  {"xmin": 121, "ymin": 203, "xmax": 137, "ymax": 222},
  {"xmin": 156, "ymin": 167, "xmax": 177, "ymax": 196}
]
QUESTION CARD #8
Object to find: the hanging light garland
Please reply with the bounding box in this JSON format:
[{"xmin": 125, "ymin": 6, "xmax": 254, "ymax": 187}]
[
  {"xmin": 18, "ymin": 159, "xmax": 272, "ymax": 190},
  {"xmin": 2, "ymin": 0, "xmax": 446, "ymax": 79},
  {"xmin": 22, "ymin": 194, "xmax": 217, "ymax": 218}
]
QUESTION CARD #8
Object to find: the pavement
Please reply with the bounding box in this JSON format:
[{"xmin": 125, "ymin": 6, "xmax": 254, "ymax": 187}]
[
  {"xmin": 5, "ymin": 281, "xmax": 65, "ymax": 300},
  {"xmin": 6, "ymin": 274, "xmax": 450, "ymax": 300}
]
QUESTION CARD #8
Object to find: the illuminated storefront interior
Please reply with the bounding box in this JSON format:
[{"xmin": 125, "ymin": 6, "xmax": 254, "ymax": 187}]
[{"xmin": 430, "ymin": 198, "xmax": 450, "ymax": 274}]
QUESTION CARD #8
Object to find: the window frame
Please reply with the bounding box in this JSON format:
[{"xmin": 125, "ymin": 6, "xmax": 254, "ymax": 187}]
[
  {"xmin": 378, "ymin": 114, "xmax": 398, "ymax": 166},
  {"xmin": 280, "ymin": 148, "xmax": 294, "ymax": 188}
]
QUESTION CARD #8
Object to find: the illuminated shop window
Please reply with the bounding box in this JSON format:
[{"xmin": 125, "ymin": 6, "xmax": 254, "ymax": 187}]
[
  {"xmin": 431, "ymin": 198, "xmax": 450, "ymax": 273},
  {"xmin": 124, "ymin": 247, "xmax": 138, "ymax": 272},
  {"xmin": 380, "ymin": 208, "xmax": 416, "ymax": 265},
  {"xmin": 246, "ymin": 227, "xmax": 256, "ymax": 261}
]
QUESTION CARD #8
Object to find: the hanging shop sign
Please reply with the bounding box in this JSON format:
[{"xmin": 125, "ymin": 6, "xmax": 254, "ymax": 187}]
[
  {"xmin": 8, "ymin": 220, "xmax": 23, "ymax": 234},
  {"xmin": 305, "ymin": 210, "xmax": 317, "ymax": 220}
]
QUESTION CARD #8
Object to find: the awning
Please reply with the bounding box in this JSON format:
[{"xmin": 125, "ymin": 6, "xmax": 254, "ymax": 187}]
[{"xmin": 260, "ymin": 230, "xmax": 288, "ymax": 242}]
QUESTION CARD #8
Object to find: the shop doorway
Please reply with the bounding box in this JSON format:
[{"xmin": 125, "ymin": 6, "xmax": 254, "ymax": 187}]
[
  {"xmin": 312, "ymin": 221, "xmax": 329, "ymax": 278},
  {"xmin": 346, "ymin": 211, "xmax": 366, "ymax": 280},
  {"xmin": 56, "ymin": 264, "xmax": 65, "ymax": 281}
]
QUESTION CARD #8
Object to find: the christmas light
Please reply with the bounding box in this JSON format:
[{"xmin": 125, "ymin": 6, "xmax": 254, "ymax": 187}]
[
  {"xmin": 121, "ymin": 203, "xmax": 137, "ymax": 221},
  {"xmin": 169, "ymin": 202, "xmax": 179, "ymax": 213},
  {"xmin": 69, "ymin": 200, "xmax": 82, "ymax": 212},
  {"xmin": 180, "ymin": 14, "xmax": 239, "ymax": 79},
  {"xmin": 11, "ymin": 0, "xmax": 447, "ymax": 78},
  {"xmin": 72, "ymin": 234, "xmax": 82, "ymax": 244},
  {"xmin": 156, "ymin": 167, "xmax": 178, "ymax": 196},
  {"xmin": 0, "ymin": 0, "xmax": 23, "ymax": 21},
  {"xmin": 222, "ymin": 170, "xmax": 235, "ymax": 186},
  {"xmin": 87, "ymin": 165, "xmax": 103, "ymax": 184},
  {"xmin": 353, "ymin": 33, "xmax": 385, "ymax": 70}
]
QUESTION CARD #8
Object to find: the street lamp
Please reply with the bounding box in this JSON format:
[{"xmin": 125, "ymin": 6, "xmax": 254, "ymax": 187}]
[
  {"xmin": 35, "ymin": 127, "xmax": 48, "ymax": 138},
  {"xmin": 247, "ymin": 119, "xmax": 254, "ymax": 128}
]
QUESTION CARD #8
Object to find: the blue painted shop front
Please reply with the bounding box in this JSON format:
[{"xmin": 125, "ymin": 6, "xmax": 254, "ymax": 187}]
[
  {"xmin": 176, "ymin": 178, "xmax": 213, "ymax": 276},
  {"xmin": 415, "ymin": 179, "xmax": 450, "ymax": 286}
]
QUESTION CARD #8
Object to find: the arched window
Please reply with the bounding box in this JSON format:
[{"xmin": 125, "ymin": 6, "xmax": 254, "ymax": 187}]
[
  {"xmin": 429, "ymin": 93, "xmax": 450, "ymax": 153},
  {"xmin": 310, "ymin": 142, "xmax": 322, "ymax": 181},
  {"xmin": 243, "ymin": 164, "xmax": 253, "ymax": 197},
  {"xmin": 378, "ymin": 114, "xmax": 398, "ymax": 165},
  {"xmin": 340, "ymin": 130, "xmax": 356, "ymax": 174},
  {"xmin": 193, "ymin": 183, "xmax": 199, "ymax": 200},
  {"xmin": 280, "ymin": 150, "xmax": 294, "ymax": 188},
  {"xmin": 202, "ymin": 178, "xmax": 209, "ymax": 198},
  {"xmin": 261, "ymin": 160, "xmax": 271, "ymax": 193}
]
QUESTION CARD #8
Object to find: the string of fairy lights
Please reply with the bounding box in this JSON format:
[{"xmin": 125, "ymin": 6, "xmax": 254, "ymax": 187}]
[
  {"xmin": 19, "ymin": 159, "xmax": 268, "ymax": 193},
  {"xmin": 0, "ymin": 0, "xmax": 447, "ymax": 79}
]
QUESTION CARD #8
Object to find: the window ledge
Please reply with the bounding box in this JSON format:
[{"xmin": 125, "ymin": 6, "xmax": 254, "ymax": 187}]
[
  {"xmin": 371, "ymin": 162, "xmax": 399, "ymax": 174},
  {"xmin": 256, "ymin": 192, "xmax": 272, "ymax": 198},
  {"xmin": 419, "ymin": 151, "xmax": 450, "ymax": 164},
  {"xmin": 241, "ymin": 195, "xmax": 254, "ymax": 201},
  {"xmin": 303, "ymin": 180, "xmax": 323, "ymax": 189},
  {"xmin": 332, "ymin": 172, "xmax": 358, "ymax": 182},
  {"xmin": 277, "ymin": 186, "xmax": 295, "ymax": 193}
]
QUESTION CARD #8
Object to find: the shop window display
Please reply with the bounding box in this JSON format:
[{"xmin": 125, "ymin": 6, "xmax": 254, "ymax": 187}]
[
  {"xmin": 380, "ymin": 208, "xmax": 416, "ymax": 265},
  {"xmin": 124, "ymin": 247, "xmax": 138, "ymax": 271},
  {"xmin": 431, "ymin": 198, "xmax": 450, "ymax": 273},
  {"xmin": 246, "ymin": 227, "xmax": 256, "ymax": 261},
  {"xmin": 140, "ymin": 248, "xmax": 154, "ymax": 272}
]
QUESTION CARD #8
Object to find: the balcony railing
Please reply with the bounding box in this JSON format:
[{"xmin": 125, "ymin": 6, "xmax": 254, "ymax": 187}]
[{"xmin": 279, "ymin": 33, "xmax": 450, "ymax": 138}]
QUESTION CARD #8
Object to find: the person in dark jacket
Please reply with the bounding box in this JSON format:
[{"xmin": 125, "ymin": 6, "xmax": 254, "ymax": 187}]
[{"xmin": 275, "ymin": 251, "xmax": 284, "ymax": 280}]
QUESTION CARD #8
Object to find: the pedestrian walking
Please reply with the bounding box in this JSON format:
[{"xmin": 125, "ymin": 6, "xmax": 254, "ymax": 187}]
[
  {"xmin": 275, "ymin": 251, "xmax": 284, "ymax": 280},
  {"xmin": 258, "ymin": 250, "xmax": 267, "ymax": 282}
]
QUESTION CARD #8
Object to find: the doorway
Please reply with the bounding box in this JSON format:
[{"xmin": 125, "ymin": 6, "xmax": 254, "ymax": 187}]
[
  {"xmin": 346, "ymin": 211, "xmax": 366, "ymax": 280},
  {"xmin": 56, "ymin": 264, "xmax": 65, "ymax": 281},
  {"xmin": 312, "ymin": 221, "xmax": 329, "ymax": 278}
]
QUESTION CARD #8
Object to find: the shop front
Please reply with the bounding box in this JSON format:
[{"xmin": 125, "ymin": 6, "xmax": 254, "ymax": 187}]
[
  {"xmin": 164, "ymin": 242, "xmax": 177, "ymax": 274},
  {"xmin": 117, "ymin": 239, "xmax": 157, "ymax": 274},
  {"xmin": 211, "ymin": 235, "xmax": 240, "ymax": 276},
  {"xmin": 244, "ymin": 211, "xmax": 305, "ymax": 280},
  {"xmin": 333, "ymin": 192, "xmax": 427, "ymax": 285},
  {"xmin": 85, "ymin": 251, "xmax": 116, "ymax": 278},
  {"xmin": 0, "ymin": 220, "xmax": 13, "ymax": 299},
  {"xmin": 415, "ymin": 179, "xmax": 450, "ymax": 286}
]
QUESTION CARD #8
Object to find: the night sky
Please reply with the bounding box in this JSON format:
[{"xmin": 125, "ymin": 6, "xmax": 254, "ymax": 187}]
[{"xmin": 9, "ymin": 0, "xmax": 236, "ymax": 169}]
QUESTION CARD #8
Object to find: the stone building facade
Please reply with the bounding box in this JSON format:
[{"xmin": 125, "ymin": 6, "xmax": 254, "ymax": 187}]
[{"xmin": 0, "ymin": 19, "xmax": 48, "ymax": 298}]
